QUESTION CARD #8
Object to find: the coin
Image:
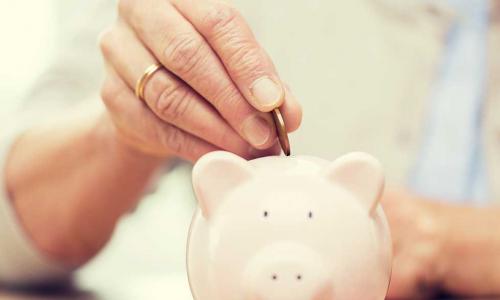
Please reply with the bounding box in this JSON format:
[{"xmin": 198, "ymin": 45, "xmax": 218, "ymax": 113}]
[{"xmin": 271, "ymin": 108, "xmax": 291, "ymax": 156}]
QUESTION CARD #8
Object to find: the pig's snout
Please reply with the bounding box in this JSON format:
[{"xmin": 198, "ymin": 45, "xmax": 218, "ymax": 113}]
[{"xmin": 244, "ymin": 242, "xmax": 333, "ymax": 300}]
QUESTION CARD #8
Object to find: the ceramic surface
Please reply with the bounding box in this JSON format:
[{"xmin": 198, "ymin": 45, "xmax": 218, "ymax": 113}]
[{"xmin": 187, "ymin": 151, "xmax": 392, "ymax": 300}]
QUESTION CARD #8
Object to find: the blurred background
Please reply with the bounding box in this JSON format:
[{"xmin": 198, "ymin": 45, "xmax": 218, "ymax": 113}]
[
  {"xmin": 0, "ymin": 3, "xmax": 194, "ymax": 298},
  {"xmin": 1, "ymin": 0, "xmax": 498, "ymax": 299},
  {"xmin": 0, "ymin": 0, "xmax": 57, "ymax": 117}
]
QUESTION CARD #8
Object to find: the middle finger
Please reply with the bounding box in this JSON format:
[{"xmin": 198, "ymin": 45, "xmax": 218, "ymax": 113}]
[
  {"xmin": 99, "ymin": 22, "xmax": 269, "ymax": 158},
  {"xmin": 118, "ymin": 0, "xmax": 277, "ymax": 149}
]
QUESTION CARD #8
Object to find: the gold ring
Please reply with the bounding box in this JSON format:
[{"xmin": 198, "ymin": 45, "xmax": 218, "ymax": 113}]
[{"xmin": 135, "ymin": 63, "xmax": 163, "ymax": 101}]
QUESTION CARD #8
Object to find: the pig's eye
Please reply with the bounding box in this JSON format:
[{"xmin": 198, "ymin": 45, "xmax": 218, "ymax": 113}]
[
  {"xmin": 308, "ymin": 211, "xmax": 313, "ymax": 219},
  {"xmin": 263, "ymin": 211, "xmax": 269, "ymax": 218}
]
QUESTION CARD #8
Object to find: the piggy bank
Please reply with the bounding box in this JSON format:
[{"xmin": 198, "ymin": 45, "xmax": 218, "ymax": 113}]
[{"xmin": 187, "ymin": 151, "xmax": 392, "ymax": 300}]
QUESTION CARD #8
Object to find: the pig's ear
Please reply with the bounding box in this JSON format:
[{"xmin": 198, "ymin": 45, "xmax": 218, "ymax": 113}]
[
  {"xmin": 322, "ymin": 152, "xmax": 384, "ymax": 215},
  {"xmin": 192, "ymin": 151, "xmax": 254, "ymax": 219}
]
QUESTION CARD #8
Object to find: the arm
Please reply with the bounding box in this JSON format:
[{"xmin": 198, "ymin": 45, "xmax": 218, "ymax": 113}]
[
  {"xmin": 382, "ymin": 188, "xmax": 500, "ymax": 298},
  {"xmin": 5, "ymin": 108, "xmax": 163, "ymax": 267},
  {"xmin": 439, "ymin": 204, "xmax": 500, "ymax": 296},
  {"xmin": 1, "ymin": 0, "xmax": 302, "ymax": 286}
]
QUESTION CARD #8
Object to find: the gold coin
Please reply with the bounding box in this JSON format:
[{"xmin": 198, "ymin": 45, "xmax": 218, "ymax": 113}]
[{"xmin": 271, "ymin": 108, "xmax": 291, "ymax": 156}]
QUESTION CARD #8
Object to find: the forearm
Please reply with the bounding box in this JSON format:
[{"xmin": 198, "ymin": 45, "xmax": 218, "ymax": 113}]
[
  {"xmin": 5, "ymin": 109, "xmax": 164, "ymax": 267},
  {"xmin": 439, "ymin": 205, "xmax": 500, "ymax": 296}
]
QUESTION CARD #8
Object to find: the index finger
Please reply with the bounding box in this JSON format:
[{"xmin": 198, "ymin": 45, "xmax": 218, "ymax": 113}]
[
  {"xmin": 119, "ymin": 0, "xmax": 277, "ymax": 149},
  {"xmin": 172, "ymin": 0, "xmax": 302, "ymax": 130}
]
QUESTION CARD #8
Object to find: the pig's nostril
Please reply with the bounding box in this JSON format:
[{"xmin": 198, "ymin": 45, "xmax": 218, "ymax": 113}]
[
  {"xmin": 296, "ymin": 274, "xmax": 302, "ymax": 281},
  {"xmin": 271, "ymin": 274, "xmax": 278, "ymax": 281}
]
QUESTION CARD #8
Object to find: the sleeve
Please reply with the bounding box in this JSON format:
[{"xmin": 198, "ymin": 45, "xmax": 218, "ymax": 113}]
[
  {"xmin": 0, "ymin": 0, "xmax": 116, "ymax": 287},
  {"xmin": 19, "ymin": 0, "xmax": 116, "ymax": 111},
  {"xmin": 0, "ymin": 123, "xmax": 71, "ymax": 287}
]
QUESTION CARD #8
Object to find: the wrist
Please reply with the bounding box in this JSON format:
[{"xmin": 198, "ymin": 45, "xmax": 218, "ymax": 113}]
[
  {"xmin": 5, "ymin": 110, "xmax": 168, "ymax": 267},
  {"xmin": 423, "ymin": 201, "xmax": 450, "ymax": 292},
  {"xmin": 411, "ymin": 198, "xmax": 449, "ymax": 293},
  {"xmin": 437, "ymin": 205, "xmax": 500, "ymax": 296},
  {"xmin": 94, "ymin": 113, "xmax": 168, "ymax": 168}
]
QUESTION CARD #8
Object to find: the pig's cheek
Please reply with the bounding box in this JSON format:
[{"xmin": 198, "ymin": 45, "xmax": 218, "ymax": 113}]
[{"xmin": 312, "ymin": 284, "xmax": 334, "ymax": 300}]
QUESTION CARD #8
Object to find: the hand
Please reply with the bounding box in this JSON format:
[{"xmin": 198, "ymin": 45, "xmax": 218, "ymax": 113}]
[
  {"xmin": 99, "ymin": 0, "xmax": 302, "ymax": 162},
  {"xmin": 381, "ymin": 187, "xmax": 446, "ymax": 299}
]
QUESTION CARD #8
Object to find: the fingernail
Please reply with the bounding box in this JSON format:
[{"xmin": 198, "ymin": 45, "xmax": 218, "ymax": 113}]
[
  {"xmin": 242, "ymin": 115, "xmax": 272, "ymax": 147},
  {"xmin": 250, "ymin": 77, "xmax": 283, "ymax": 110}
]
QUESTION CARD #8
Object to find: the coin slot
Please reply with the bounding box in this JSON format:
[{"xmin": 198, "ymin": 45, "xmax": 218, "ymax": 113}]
[{"xmin": 308, "ymin": 211, "xmax": 313, "ymax": 219}]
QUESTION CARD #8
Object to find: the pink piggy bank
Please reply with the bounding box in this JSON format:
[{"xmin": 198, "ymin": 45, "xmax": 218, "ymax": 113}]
[{"xmin": 187, "ymin": 151, "xmax": 392, "ymax": 300}]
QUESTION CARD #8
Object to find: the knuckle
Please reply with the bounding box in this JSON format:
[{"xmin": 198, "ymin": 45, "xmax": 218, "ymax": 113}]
[
  {"xmin": 200, "ymin": 2, "xmax": 265, "ymax": 80},
  {"xmin": 215, "ymin": 126, "xmax": 236, "ymax": 149},
  {"xmin": 226, "ymin": 44, "xmax": 265, "ymax": 79},
  {"xmin": 98, "ymin": 28, "xmax": 115, "ymax": 57},
  {"xmin": 118, "ymin": 0, "xmax": 143, "ymax": 30},
  {"xmin": 100, "ymin": 78, "xmax": 121, "ymax": 106},
  {"xmin": 213, "ymin": 84, "xmax": 248, "ymax": 118},
  {"xmin": 155, "ymin": 83, "xmax": 192, "ymax": 122},
  {"xmin": 163, "ymin": 34, "xmax": 206, "ymax": 78},
  {"xmin": 212, "ymin": 83, "xmax": 237, "ymax": 108},
  {"xmin": 100, "ymin": 78, "xmax": 132, "ymax": 114},
  {"xmin": 117, "ymin": 0, "xmax": 134, "ymax": 17},
  {"xmin": 201, "ymin": 2, "xmax": 240, "ymax": 37},
  {"xmin": 162, "ymin": 126, "xmax": 187, "ymax": 154}
]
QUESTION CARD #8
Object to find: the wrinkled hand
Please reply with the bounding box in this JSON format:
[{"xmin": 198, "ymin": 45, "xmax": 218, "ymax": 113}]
[
  {"xmin": 99, "ymin": 0, "xmax": 302, "ymax": 161},
  {"xmin": 382, "ymin": 188, "xmax": 446, "ymax": 299}
]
